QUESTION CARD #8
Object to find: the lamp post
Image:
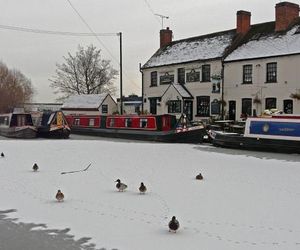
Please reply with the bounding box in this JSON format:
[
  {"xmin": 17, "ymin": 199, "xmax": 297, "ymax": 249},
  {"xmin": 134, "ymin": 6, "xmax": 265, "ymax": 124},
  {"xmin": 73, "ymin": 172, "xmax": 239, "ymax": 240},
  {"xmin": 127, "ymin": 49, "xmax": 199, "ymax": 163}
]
[{"xmin": 119, "ymin": 32, "xmax": 123, "ymax": 115}]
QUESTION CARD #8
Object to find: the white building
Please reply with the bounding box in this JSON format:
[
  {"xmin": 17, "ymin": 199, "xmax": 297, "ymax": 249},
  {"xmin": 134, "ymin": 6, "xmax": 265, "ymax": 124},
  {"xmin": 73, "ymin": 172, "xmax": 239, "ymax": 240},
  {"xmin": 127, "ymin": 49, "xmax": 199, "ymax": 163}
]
[
  {"xmin": 61, "ymin": 93, "xmax": 117, "ymax": 115},
  {"xmin": 141, "ymin": 1, "xmax": 300, "ymax": 121},
  {"xmin": 224, "ymin": 2, "xmax": 300, "ymax": 120}
]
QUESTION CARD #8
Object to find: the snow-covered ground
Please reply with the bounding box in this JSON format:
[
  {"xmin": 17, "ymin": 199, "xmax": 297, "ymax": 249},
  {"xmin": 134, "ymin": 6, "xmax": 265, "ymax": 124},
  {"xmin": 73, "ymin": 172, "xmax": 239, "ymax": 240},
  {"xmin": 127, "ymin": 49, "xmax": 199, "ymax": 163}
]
[{"xmin": 1, "ymin": 139, "xmax": 300, "ymax": 250}]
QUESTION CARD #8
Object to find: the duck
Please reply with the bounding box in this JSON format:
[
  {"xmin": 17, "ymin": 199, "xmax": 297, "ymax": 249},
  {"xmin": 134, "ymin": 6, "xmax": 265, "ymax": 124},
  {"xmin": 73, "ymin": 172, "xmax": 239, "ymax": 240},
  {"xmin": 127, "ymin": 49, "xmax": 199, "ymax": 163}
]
[
  {"xmin": 139, "ymin": 182, "xmax": 147, "ymax": 194},
  {"xmin": 55, "ymin": 190, "xmax": 64, "ymax": 202},
  {"xmin": 168, "ymin": 216, "xmax": 180, "ymax": 233},
  {"xmin": 32, "ymin": 163, "xmax": 39, "ymax": 172},
  {"xmin": 115, "ymin": 179, "xmax": 127, "ymax": 192},
  {"xmin": 1, "ymin": 152, "xmax": 4, "ymax": 157},
  {"xmin": 196, "ymin": 173, "xmax": 203, "ymax": 180}
]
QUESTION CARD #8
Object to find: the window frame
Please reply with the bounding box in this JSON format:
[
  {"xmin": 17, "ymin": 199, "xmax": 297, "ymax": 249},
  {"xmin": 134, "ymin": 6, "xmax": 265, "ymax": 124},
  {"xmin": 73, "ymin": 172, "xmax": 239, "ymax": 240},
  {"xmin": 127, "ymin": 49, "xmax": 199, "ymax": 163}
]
[
  {"xmin": 241, "ymin": 98, "xmax": 252, "ymax": 117},
  {"xmin": 201, "ymin": 65, "xmax": 211, "ymax": 82},
  {"xmin": 266, "ymin": 62, "xmax": 277, "ymax": 83},
  {"xmin": 265, "ymin": 97, "xmax": 277, "ymax": 110},
  {"xmin": 242, "ymin": 64, "xmax": 253, "ymax": 84},
  {"xmin": 150, "ymin": 71, "xmax": 158, "ymax": 86},
  {"xmin": 102, "ymin": 104, "xmax": 108, "ymax": 114},
  {"xmin": 167, "ymin": 100, "xmax": 182, "ymax": 113},
  {"xmin": 177, "ymin": 68, "xmax": 185, "ymax": 84},
  {"xmin": 196, "ymin": 96, "xmax": 210, "ymax": 117}
]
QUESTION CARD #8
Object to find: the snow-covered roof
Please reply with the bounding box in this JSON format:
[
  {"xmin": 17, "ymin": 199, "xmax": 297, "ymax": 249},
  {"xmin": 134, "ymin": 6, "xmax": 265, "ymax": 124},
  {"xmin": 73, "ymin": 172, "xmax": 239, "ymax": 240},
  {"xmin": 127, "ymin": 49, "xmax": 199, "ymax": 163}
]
[
  {"xmin": 225, "ymin": 22, "xmax": 300, "ymax": 62},
  {"xmin": 143, "ymin": 30, "xmax": 236, "ymax": 68},
  {"xmin": 62, "ymin": 94, "xmax": 108, "ymax": 109},
  {"xmin": 173, "ymin": 84, "xmax": 192, "ymax": 98}
]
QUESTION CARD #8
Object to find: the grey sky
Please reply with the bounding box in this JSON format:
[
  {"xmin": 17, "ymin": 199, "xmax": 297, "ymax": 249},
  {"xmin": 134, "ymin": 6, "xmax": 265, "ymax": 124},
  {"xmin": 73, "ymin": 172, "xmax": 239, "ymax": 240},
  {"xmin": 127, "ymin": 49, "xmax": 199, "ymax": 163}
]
[{"xmin": 0, "ymin": 0, "xmax": 284, "ymax": 102}]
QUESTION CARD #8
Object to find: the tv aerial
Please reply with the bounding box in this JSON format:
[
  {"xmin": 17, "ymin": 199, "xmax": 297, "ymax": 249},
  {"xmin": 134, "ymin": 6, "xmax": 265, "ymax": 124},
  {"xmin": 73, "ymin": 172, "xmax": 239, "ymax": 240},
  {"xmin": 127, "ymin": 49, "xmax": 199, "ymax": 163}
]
[{"xmin": 155, "ymin": 13, "xmax": 169, "ymax": 29}]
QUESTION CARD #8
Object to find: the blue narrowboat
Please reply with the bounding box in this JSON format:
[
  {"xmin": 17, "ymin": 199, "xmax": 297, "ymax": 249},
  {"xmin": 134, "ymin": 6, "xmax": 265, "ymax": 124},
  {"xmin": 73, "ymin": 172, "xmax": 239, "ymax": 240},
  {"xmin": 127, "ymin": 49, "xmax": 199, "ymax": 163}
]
[{"xmin": 210, "ymin": 115, "xmax": 300, "ymax": 153}]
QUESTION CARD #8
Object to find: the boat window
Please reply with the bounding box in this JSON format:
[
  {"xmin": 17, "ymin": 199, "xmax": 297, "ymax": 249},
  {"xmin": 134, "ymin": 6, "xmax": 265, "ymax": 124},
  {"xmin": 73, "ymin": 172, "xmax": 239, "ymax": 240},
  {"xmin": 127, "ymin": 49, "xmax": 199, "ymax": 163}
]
[
  {"xmin": 140, "ymin": 118, "xmax": 148, "ymax": 128},
  {"xmin": 125, "ymin": 118, "xmax": 132, "ymax": 127},
  {"xmin": 109, "ymin": 118, "xmax": 115, "ymax": 127},
  {"xmin": 0, "ymin": 116, "xmax": 9, "ymax": 125},
  {"xmin": 48, "ymin": 113, "xmax": 55, "ymax": 125},
  {"xmin": 74, "ymin": 118, "xmax": 80, "ymax": 126},
  {"xmin": 89, "ymin": 118, "xmax": 95, "ymax": 127}
]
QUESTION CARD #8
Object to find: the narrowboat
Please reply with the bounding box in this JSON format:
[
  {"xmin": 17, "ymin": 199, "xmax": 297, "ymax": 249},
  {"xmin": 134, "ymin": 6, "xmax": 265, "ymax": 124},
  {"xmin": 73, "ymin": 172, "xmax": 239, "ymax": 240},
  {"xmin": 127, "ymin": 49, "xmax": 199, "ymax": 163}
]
[
  {"xmin": 65, "ymin": 114, "xmax": 206, "ymax": 143},
  {"xmin": 33, "ymin": 111, "xmax": 70, "ymax": 139},
  {"xmin": 209, "ymin": 115, "xmax": 300, "ymax": 153},
  {"xmin": 0, "ymin": 112, "xmax": 37, "ymax": 139}
]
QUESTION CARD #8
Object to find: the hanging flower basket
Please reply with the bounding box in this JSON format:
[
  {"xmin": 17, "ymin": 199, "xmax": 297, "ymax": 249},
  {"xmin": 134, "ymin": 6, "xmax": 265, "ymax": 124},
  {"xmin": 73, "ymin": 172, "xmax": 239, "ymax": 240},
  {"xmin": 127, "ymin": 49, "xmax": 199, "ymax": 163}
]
[
  {"xmin": 290, "ymin": 92, "xmax": 300, "ymax": 100},
  {"xmin": 218, "ymin": 99, "xmax": 226, "ymax": 107},
  {"xmin": 253, "ymin": 96, "xmax": 262, "ymax": 104}
]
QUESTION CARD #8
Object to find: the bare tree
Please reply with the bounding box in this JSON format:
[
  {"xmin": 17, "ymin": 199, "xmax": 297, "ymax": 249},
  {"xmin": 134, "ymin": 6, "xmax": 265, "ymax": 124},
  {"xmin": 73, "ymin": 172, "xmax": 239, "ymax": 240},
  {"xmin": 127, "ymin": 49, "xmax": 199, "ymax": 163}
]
[
  {"xmin": 0, "ymin": 62, "xmax": 34, "ymax": 113},
  {"xmin": 50, "ymin": 45, "xmax": 118, "ymax": 100}
]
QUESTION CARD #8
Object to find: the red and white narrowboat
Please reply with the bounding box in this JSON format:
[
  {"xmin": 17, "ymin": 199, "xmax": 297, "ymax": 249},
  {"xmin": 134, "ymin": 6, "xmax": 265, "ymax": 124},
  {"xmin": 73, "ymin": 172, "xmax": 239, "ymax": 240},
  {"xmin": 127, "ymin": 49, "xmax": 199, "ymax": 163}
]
[{"xmin": 65, "ymin": 114, "xmax": 206, "ymax": 143}]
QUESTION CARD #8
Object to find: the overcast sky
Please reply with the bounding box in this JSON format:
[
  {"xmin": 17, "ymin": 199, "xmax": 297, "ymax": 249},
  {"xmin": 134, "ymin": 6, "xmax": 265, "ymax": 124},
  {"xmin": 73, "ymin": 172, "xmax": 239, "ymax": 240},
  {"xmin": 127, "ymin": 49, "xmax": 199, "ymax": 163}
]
[{"xmin": 0, "ymin": 0, "xmax": 288, "ymax": 102}]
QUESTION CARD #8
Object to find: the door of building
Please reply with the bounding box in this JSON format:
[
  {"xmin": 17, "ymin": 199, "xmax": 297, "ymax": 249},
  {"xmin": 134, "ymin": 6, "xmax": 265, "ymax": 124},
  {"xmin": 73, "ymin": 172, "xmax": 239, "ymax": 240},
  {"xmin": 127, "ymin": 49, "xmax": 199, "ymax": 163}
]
[
  {"xmin": 149, "ymin": 99, "xmax": 157, "ymax": 115},
  {"xmin": 183, "ymin": 100, "xmax": 193, "ymax": 121},
  {"xmin": 228, "ymin": 101, "xmax": 236, "ymax": 121}
]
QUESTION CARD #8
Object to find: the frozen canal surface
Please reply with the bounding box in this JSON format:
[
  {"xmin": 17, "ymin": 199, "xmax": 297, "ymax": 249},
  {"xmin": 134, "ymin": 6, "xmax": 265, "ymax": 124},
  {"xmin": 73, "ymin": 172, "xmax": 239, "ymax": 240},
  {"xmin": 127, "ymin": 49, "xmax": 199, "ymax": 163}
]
[{"xmin": 0, "ymin": 135, "xmax": 300, "ymax": 250}]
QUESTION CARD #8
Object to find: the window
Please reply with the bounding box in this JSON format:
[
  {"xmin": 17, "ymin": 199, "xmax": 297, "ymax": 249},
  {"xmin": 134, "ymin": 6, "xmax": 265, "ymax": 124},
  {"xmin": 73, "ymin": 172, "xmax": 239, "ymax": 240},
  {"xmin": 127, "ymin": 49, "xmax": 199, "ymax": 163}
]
[
  {"xmin": 212, "ymin": 82, "xmax": 220, "ymax": 93},
  {"xmin": 265, "ymin": 97, "xmax": 277, "ymax": 109},
  {"xmin": 283, "ymin": 99, "xmax": 293, "ymax": 114},
  {"xmin": 201, "ymin": 65, "xmax": 211, "ymax": 82},
  {"xmin": 243, "ymin": 65, "xmax": 253, "ymax": 84},
  {"xmin": 177, "ymin": 68, "xmax": 185, "ymax": 84},
  {"xmin": 186, "ymin": 69, "xmax": 200, "ymax": 82},
  {"xmin": 150, "ymin": 71, "xmax": 157, "ymax": 86},
  {"xmin": 89, "ymin": 118, "xmax": 95, "ymax": 127},
  {"xmin": 241, "ymin": 98, "xmax": 252, "ymax": 117},
  {"xmin": 135, "ymin": 106, "xmax": 140, "ymax": 114},
  {"xmin": 74, "ymin": 118, "xmax": 80, "ymax": 126},
  {"xmin": 125, "ymin": 118, "xmax": 132, "ymax": 127},
  {"xmin": 266, "ymin": 62, "xmax": 277, "ymax": 83},
  {"xmin": 168, "ymin": 100, "xmax": 181, "ymax": 113},
  {"xmin": 196, "ymin": 96, "xmax": 210, "ymax": 117},
  {"xmin": 140, "ymin": 118, "xmax": 148, "ymax": 128},
  {"xmin": 109, "ymin": 118, "xmax": 115, "ymax": 127},
  {"xmin": 0, "ymin": 116, "xmax": 9, "ymax": 125},
  {"xmin": 102, "ymin": 104, "xmax": 108, "ymax": 113}
]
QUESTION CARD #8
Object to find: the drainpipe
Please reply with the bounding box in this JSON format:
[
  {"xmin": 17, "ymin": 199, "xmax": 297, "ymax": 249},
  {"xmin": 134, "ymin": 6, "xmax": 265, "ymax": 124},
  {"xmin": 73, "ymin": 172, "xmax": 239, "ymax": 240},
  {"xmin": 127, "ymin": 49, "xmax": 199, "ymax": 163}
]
[
  {"xmin": 139, "ymin": 63, "xmax": 144, "ymax": 113},
  {"xmin": 221, "ymin": 62, "xmax": 225, "ymax": 120}
]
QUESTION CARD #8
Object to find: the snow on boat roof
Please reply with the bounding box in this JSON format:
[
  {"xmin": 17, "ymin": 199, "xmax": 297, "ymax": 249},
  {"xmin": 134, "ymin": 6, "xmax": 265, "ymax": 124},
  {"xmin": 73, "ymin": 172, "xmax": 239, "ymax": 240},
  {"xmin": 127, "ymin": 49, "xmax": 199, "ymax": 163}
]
[
  {"xmin": 143, "ymin": 30, "xmax": 236, "ymax": 68},
  {"xmin": 225, "ymin": 23, "xmax": 300, "ymax": 62},
  {"xmin": 62, "ymin": 94, "xmax": 108, "ymax": 109}
]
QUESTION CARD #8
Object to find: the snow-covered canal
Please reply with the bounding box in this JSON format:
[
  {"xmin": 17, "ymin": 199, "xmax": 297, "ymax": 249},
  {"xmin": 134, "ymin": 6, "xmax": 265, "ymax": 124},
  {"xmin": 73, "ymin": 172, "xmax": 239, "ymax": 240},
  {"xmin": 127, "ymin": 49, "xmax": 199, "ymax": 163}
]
[{"xmin": 0, "ymin": 138, "xmax": 300, "ymax": 250}]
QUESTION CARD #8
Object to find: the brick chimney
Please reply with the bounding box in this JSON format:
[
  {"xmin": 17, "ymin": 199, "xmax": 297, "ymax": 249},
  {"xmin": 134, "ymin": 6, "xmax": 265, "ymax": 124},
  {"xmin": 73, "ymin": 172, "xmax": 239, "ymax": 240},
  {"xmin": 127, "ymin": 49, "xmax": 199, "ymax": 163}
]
[
  {"xmin": 160, "ymin": 27, "xmax": 172, "ymax": 48},
  {"xmin": 275, "ymin": 2, "xmax": 299, "ymax": 32},
  {"xmin": 236, "ymin": 10, "xmax": 251, "ymax": 35}
]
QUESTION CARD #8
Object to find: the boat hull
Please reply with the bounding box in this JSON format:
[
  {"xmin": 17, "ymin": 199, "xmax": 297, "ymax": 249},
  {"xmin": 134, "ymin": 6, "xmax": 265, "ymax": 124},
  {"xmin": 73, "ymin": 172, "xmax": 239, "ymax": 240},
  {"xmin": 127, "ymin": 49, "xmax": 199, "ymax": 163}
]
[
  {"xmin": 211, "ymin": 131, "xmax": 300, "ymax": 154},
  {"xmin": 70, "ymin": 126, "xmax": 206, "ymax": 143},
  {"xmin": 37, "ymin": 127, "xmax": 70, "ymax": 139},
  {"xmin": 0, "ymin": 126, "xmax": 37, "ymax": 139}
]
